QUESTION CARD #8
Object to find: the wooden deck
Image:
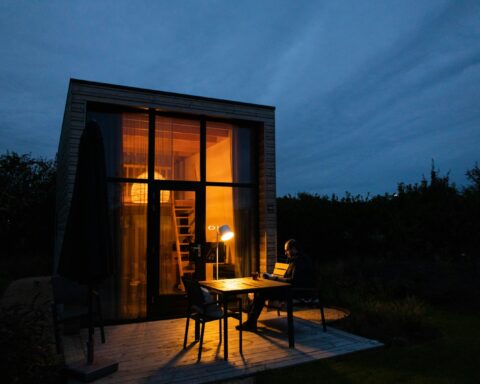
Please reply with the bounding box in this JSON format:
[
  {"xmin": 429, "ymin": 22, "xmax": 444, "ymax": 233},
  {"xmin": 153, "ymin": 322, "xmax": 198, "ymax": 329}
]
[{"xmin": 64, "ymin": 308, "xmax": 382, "ymax": 383}]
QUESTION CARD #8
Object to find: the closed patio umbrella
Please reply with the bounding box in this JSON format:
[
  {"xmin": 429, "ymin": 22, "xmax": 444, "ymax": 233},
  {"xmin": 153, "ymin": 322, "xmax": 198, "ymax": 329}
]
[
  {"xmin": 58, "ymin": 120, "xmax": 117, "ymax": 378},
  {"xmin": 58, "ymin": 120, "xmax": 112, "ymax": 285}
]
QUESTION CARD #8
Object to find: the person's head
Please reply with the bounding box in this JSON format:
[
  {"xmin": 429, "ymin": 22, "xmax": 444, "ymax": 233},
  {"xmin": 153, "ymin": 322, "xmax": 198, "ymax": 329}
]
[{"xmin": 284, "ymin": 239, "xmax": 299, "ymax": 259}]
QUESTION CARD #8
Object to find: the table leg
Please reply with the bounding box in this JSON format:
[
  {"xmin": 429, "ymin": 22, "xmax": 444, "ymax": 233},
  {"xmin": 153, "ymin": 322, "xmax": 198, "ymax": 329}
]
[
  {"xmin": 223, "ymin": 295, "xmax": 229, "ymax": 360},
  {"xmin": 194, "ymin": 319, "xmax": 200, "ymax": 341},
  {"xmin": 287, "ymin": 288, "xmax": 294, "ymax": 348}
]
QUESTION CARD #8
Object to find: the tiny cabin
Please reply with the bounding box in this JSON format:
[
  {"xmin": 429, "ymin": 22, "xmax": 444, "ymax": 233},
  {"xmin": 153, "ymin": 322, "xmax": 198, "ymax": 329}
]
[{"xmin": 55, "ymin": 79, "xmax": 277, "ymax": 321}]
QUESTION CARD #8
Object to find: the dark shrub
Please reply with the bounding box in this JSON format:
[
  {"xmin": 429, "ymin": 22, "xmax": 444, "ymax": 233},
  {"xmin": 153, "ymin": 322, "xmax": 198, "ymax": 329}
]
[{"xmin": 0, "ymin": 301, "xmax": 63, "ymax": 383}]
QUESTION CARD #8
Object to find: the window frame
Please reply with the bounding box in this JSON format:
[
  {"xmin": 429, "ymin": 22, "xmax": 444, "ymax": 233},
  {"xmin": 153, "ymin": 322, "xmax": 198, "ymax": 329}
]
[{"xmin": 86, "ymin": 102, "xmax": 260, "ymax": 316}]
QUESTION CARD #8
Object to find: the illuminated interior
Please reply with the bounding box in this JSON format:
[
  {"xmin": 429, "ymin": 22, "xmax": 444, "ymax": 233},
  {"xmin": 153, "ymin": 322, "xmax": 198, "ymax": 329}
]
[
  {"xmin": 130, "ymin": 172, "xmax": 170, "ymax": 204},
  {"xmin": 108, "ymin": 182, "xmax": 148, "ymax": 319},
  {"xmin": 206, "ymin": 121, "xmax": 233, "ymax": 182},
  {"xmin": 158, "ymin": 190, "xmax": 196, "ymax": 295},
  {"xmin": 155, "ymin": 117, "xmax": 200, "ymax": 181},
  {"xmin": 206, "ymin": 186, "xmax": 235, "ymax": 259},
  {"xmin": 89, "ymin": 108, "xmax": 256, "ymax": 319}
]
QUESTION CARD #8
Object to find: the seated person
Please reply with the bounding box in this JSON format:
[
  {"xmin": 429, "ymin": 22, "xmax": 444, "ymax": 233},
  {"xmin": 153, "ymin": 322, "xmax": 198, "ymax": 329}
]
[{"xmin": 238, "ymin": 238, "xmax": 314, "ymax": 331}]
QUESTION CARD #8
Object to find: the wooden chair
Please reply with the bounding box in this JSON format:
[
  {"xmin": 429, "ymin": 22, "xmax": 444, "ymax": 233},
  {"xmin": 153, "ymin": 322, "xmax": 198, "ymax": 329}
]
[
  {"xmin": 270, "ymin": 262, "xmax": 327, "ymax": 332},
  {"xmin": 182, "ymin": 277, "xmax": 242, "ymax": 361}
]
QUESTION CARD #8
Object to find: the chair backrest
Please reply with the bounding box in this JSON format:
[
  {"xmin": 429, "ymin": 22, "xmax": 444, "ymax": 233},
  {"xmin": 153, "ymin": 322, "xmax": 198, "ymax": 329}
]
[
  {"xmin": 181, "ymin": 276, "xmax": 206, "ymax": 309},
  {"xmin": 52, "ymin": 275, "xmax": 88, "ymax": 305},
  {"xmin": 272, "ymin": 262, "xmax": 289, "ymax": 277},
  {"xmin": 51, "ymin": 276, "xmax": 90, "ymax": 322}
]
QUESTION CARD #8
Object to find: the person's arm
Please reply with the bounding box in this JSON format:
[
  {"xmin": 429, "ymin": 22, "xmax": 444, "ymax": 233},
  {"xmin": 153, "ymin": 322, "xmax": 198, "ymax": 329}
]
[
  {"xmin": 262, "ymin": 272, "xmax": 274, "ymax": 279},
  {"xmin": 275, "ymin": 275, "xmax": 292, "ymax": 283},
  {"xmin": 262, "ymin": 272, "xmax": 292, "ymax": 282}
]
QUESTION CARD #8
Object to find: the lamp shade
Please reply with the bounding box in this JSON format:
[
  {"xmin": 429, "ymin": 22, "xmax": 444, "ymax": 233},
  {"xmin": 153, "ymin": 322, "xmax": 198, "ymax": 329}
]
[{"xmin": 219, "ymin": 225, "xmax": 234, "ymax": 241}]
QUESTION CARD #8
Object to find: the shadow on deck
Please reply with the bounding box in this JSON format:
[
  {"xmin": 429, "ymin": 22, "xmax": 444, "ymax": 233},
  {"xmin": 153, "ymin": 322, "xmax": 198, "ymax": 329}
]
[{"xmin": 64, "ymin": 308, "xmax": 382, "ymax": 384}]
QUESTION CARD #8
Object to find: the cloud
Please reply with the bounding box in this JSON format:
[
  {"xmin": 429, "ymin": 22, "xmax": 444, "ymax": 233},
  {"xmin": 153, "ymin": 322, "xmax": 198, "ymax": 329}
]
[
  {"xmin": 276, "ymin": 0, "xmax": 480, "ymax": 195},
  {"xmin": 0, "ymin": 0, "xmax": 479, "ymax": 196}
]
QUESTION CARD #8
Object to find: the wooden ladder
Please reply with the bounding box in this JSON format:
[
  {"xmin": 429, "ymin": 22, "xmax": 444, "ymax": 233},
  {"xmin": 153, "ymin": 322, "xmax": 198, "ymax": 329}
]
[{"xmin": 172, "ymin": 197, "xmax": 195, "ymax": 290}]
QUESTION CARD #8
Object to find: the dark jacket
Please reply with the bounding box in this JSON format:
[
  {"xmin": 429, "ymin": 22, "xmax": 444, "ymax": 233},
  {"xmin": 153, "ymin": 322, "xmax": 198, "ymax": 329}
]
[{"xmin": 281, "ymin": 253, "xmax": 315, "ymax": 288}]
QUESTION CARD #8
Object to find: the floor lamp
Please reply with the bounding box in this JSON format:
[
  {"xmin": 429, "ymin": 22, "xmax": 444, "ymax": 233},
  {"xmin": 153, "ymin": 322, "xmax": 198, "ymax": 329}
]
[{"xmin": 208, "ymin": 224, "xmax": 234, "ymax": 279}]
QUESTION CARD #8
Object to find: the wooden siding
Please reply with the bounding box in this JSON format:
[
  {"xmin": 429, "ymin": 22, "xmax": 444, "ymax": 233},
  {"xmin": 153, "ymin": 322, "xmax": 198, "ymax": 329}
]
[{"xmin": 55, "ymin": 79, "xmax": 276, "ymax": 278}]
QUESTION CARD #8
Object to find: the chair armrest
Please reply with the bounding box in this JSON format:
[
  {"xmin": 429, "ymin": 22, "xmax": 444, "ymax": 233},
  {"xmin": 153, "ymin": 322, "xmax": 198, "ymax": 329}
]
[{"xmin": 202, "ymin": 300, "xmax": 222, "ymax": 310}]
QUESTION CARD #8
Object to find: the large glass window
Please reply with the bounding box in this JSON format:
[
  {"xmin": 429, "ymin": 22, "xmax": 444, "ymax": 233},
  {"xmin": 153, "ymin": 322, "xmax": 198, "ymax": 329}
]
[
  {"xmin": 155, "ymin": 116, "xmax": 200, "ymax": 181},
  {"xmin": 206, "ymin": 121, "xmax": 254, "ymax": 183},
  {"xmin": 87, "ymin": 110, "xmax": 149, "ymax": 179},
  {"xmin": 206, "ymin": 186, "xmax": 256, "ymax": 278},
  {"xmin": 108, "ymin": 183, "xmax": 147, "ymax": 319},
  {"xmin": 86, "ymin": 105, "xmax": 258, "ymax": 319}
]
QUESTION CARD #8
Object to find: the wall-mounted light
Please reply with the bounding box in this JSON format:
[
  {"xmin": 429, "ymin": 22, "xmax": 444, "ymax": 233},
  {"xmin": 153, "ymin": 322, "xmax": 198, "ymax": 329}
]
[{"xmin": 208, "ymin": 224, "xmax": 234, "ymax": 279}]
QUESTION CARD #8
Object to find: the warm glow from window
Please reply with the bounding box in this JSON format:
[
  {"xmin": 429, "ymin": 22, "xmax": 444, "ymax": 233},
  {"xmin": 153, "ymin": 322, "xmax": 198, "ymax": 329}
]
[
  {"xmin": 155, "ymin": 117, "xmax": 200, "ymax": 181},
  {"xmin": 131, "ymin": 172, "xmax": 170, "ymax": 203},
  {"xmin": 122, "ymin": 113, "xmax": 149, "ymax": 178},
  {"xmin": 206, "ymin": 122, "xmax": 232, "ymax": 182}
]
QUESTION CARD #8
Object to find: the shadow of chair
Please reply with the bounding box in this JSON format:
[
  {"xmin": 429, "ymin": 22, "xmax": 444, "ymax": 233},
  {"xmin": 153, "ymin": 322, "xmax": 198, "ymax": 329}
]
[
  {"xmin": 182, "ymin": 276, "xmax": 242, "ymax": 361},
  {"xmin": 51, "ymin": 275, "xmax": 105, "ymax": 354},
  {"xmin": 269, "ymin": 262, "xmax": 327, "ymax": 332}
]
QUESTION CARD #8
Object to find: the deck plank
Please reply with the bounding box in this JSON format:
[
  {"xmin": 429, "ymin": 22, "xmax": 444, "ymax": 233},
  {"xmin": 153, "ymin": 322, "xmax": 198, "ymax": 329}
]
[{"xmin": 64, "ymin": 309, "xmax": 381, "ymax": 383}]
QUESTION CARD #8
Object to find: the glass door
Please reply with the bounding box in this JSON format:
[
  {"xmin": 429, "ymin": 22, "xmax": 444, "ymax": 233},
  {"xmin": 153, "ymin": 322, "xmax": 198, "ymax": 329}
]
[
  {"xmin": 148, "ymin": 187, "xmax": 200, "ymax": 318},
  {"xmin": 159, "ymin": 189, "xmax": 196, "ymax": 294}
]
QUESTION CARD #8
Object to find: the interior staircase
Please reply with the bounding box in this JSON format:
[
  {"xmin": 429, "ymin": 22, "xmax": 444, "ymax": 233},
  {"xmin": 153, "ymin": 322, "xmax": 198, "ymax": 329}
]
[{"xmin": 172, "ymin": 198, "xmax": 195, "ymax": 289}]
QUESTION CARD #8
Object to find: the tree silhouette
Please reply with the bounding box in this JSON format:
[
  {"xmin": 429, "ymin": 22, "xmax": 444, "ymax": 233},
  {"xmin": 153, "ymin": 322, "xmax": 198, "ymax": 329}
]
[
  {"xmin": 277, "ymin": 163, "xmax": 480, "ymax": 305},
  {"xmin": 0, "ymin": 152, "xmax": 56, "ymax": 286}
]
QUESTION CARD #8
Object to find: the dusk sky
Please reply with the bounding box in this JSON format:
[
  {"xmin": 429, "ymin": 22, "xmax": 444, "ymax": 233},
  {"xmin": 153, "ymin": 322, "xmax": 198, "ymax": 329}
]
[{"xmin": 1, "ymin": 0, "xmax": 479, "ymax": 196}]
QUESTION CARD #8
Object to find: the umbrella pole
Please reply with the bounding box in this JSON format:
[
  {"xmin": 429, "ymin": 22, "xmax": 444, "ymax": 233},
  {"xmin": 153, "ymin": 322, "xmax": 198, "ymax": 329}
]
[
  {"xmin": 87, "ymin": 284, "xmax": 94, "ymax": 364},
  {"xmin": 64, "ymin": 283, "xmax": 118, "ymax": 382}
]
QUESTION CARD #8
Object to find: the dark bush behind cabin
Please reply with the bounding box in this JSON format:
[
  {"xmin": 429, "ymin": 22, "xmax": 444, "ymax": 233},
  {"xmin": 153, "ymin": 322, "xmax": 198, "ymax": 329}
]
[
  {"xmin": 0, "ymin": 152, "xmax": 56, "ymax": 293},
  {"xmin": 277, "ymin": 163, "xmax": 480, "ymax": 307}
]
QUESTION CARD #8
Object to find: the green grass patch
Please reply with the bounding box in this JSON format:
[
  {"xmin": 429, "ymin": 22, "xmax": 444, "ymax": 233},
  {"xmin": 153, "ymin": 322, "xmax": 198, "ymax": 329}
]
[{"xmin": 256, "ymin": 306, "xmax": 480, "ymax": 383}]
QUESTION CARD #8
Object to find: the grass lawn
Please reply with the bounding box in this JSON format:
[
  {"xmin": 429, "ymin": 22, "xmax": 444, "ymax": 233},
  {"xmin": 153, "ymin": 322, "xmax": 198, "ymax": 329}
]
[{"xmin": 256, "ymin": 306, "xmax": 480, "ymax": 383}]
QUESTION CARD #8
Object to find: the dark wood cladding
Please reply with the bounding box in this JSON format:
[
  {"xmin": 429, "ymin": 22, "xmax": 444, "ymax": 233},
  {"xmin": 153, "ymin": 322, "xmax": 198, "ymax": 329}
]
[{"xmin": 55, "ymin": 79, "xmax": 276, "ymax": 275}]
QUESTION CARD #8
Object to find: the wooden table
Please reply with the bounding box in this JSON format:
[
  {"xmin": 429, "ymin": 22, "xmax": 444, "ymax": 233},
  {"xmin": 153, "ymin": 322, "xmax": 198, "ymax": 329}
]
[{"xmin": 199, "ymin": 277, "xmax": 294, "ymax": 360}]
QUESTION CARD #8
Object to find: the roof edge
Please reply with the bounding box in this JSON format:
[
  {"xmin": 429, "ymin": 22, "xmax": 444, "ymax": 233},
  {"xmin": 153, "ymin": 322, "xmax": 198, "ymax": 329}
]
[{"xmin": 69, "ymin": 78, "xmax": 275, "ymax": 110}]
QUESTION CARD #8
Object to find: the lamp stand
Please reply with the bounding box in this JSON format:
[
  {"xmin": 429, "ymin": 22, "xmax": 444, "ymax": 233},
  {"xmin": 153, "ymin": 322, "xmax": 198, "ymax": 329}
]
[
  {"xmin": 215, "ymin": 228, "xmax": 219, "ymax": 280},
  {"xmin": 208, "ymin": 223, "xmax": 233, "ymax": 280}
]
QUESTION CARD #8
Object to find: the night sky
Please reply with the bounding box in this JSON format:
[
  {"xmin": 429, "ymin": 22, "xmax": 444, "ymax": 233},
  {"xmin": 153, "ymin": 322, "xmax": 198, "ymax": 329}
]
[{"xmin": 1, "ymin": 0, "xmax": 479, "ymax": 196}]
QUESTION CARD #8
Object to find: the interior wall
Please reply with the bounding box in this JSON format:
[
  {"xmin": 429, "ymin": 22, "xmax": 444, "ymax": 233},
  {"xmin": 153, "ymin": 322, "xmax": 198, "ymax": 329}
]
[
  {"xmin": 206, "ymin": 132, "xmax": 232, "ymax": 183},
  {"xmin": 184, "ymin": 153, "xmax": 200, "ymax": 181}
]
